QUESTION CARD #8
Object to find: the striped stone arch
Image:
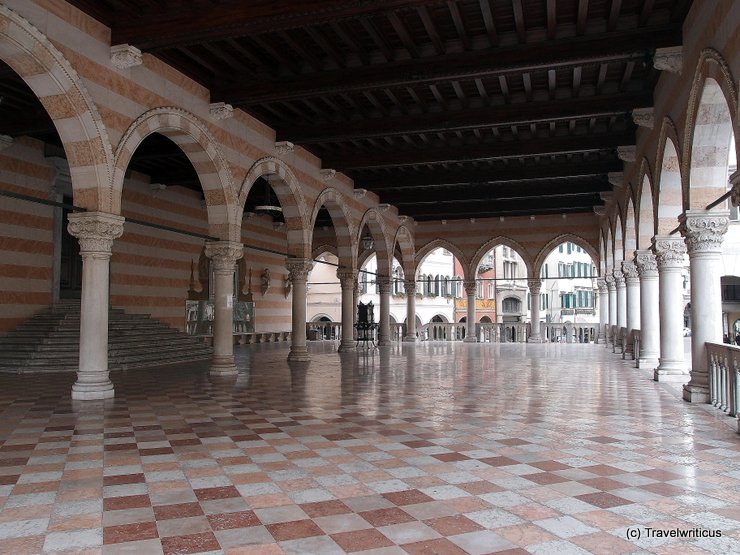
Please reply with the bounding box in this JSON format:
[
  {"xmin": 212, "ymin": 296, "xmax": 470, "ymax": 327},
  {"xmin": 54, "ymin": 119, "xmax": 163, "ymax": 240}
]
[
  {"xmin": 415, "ymin": 239, "xmax": 469, "ymax": 281},
  {"xmin": 113, "ymin": 107, "xmax": 238, "ymax": 239},
  {"xmin": 357, "ymin": 208, "xmax": 392, "ymax": 278},
  {"xmin": 624, "ymin": 192, "xmax": 637, "ymax": 262},
  {"xmin": 240, "ymin": 157, "xmax": 310, "ymax": 258},
  {"xmin": 311, "ymin": 244, "xmax": 338, "ymax": 260},
  {"xmin": 599, "ymin": 227, "xmax": 607, "ymax": 275},
  {"xmin": 682, "ymin": 48, "xmax": 738, "ymax": 210},
  {"xmin": 393, "ymin": 225, "xmax": 415, "ymax": 279},
  {"xmin": 309, "ymin": 188, "xmax": 355, "ymax": 270},
  {"xmin": 471, "ymin": 236, "xmax": 533, "ymax": 279},
  {"xmin": 637, "ymin": 158, "xmax": 656, "ymax": 249},
  {"xmin": 655, "ymin": 117, "xmax": 683, "ymax": 234},
  {"xmin": 605, "ymin": 223, "xmax": 614, "ymax": 271},
  {"xmin": 0, "ymin": 5, "xmax": 113, "ymax": 211},
  {"xmin": 533, "ymin": 233, "xmax": 599, "ymax": 278},
  {"xmin": 612, "ymin": 211, "xmax": 624, "ymax": 265}
]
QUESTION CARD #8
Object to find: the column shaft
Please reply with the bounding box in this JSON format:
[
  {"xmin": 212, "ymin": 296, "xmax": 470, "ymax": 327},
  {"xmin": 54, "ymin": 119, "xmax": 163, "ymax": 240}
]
[
  {"xmin": 287, "ymin": 258, "xmax": 313, "ymax": 361},
  {"xmin": 404, "ymin": 279, "xmax": 417, "ymax": 342},
  {"xmin": 622, "ymin": 261, "xmax": 640, "ymax": 359},
  {"xmin": 463, "ymin": 281, "xmax": 477, "ymax": 342},
  {"xmin": 596, "ymin": 278, "xmax": 608, "ymax": 344},
  {"xmin": 67, "ymin": 212, "xmax": 124, "ymax": 400},
  {"xmin": 377, "ymin": 277, "xmax": 391, "ymax": 346},
  {"xmin": 337, "ymin": 269, "xmax": 357, "ymax": 352},
  {"xmin": 606, "ymin": 275, "xmax": 617, "ymax": 346},
  {"xmin": 635, "ymin": 250, "xmax": 659, "ymax": 369},
  {"xmin": 528, "ymin": 279, "xmax": 542, "ymax": 342}
]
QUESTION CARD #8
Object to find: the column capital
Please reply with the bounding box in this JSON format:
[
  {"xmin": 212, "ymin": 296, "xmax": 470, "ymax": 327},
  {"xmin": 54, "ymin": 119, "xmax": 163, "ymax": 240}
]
[
  {"xmin": 285, "ymin": 258, "xmax": 313, "ymax": 281},
  {"xmin": 404, "ymin": 279, "xmax": 416, "ymax": 294},
  {"xmin": 679, "ymin": 210, "xmax": 729, "ymax": 254},
  {"xmin": 205, "ymin": 241, "xmax": 243, "ymax": 272},
  {"xmin": 596, "ymin": 277, "xmax": 608, "ymax": 293},
  {"xmin": 652, "ymin": 235, "xmax": 686, "ymax": 269},
  {"xmin": 376, "ymin": 276, "xmax": 392, "ymax": 294},
  {"xmin": 634, "ymin": 250, "xmax": 658, "ymax": 278},
  {"xmin": 604, "ymin": 274, "xmax": 615, "ymax": 288},
  {"xmin": 621, "ymin": 260, "xmax": 639, "ymax": 283},
  {"xmin": 336, "ymin": 268, "xmax": 358, "ymax": 289},
  {"xmin": 612, "ymin": 268, "xmax": 625, "ymax": 287},
  {"xmin": 67, "ymin": 212, "xmax": 124, "ymax": 256},
  {"xmin": 463, "ymin": 280, "xmax": 477, "ymax": 296},
  {"xmin": 527, "ymin": 278, "xmax": 542, "ymax": 294}
]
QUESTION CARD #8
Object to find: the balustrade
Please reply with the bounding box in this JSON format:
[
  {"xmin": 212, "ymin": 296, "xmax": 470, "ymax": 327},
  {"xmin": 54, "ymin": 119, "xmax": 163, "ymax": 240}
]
[
  {"xmin": 706, "ymin": 343, "xmax": 740, "ymax": 432},
  {"xmin": 306, "ymin": 321, "xmax": 341, "ymax": 340}
]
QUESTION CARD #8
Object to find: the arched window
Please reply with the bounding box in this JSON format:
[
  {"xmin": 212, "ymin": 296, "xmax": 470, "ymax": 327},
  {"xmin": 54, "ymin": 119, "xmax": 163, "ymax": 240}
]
[{"xmin": 502, "ymin": 297, "xmax": 521, "ymax": 313}]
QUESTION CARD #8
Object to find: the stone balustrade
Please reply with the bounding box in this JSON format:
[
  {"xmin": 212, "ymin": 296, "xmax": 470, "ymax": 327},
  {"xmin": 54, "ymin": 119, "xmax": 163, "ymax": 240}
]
[{"xmin": 706, "ymin": 342, "xmax": 740, "ymax": 433}]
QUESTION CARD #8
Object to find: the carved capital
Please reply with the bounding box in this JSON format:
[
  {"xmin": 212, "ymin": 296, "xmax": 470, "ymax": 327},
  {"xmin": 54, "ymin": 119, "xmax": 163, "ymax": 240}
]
[
  {"xmin": 274, "ymin": 141, "xmax": 294, "ymax": 156},
  {"xmin": 285, "ymin": 258, "xmax": 313, "ymax": 282},
  {"xmin": 730, "ymin": 170, "xmax": 740, "ymax": 207},
  {"xmin": 617, "ymin": 146, "xmax": 636, "ymax": 163},
  {"xmin": 463, "ymin": 280, "xmax": 477, "ymax": 297},
  {"xmin": 376, "ymin": 276, "xmax": 392, "ymax": 294},
  {"xmin": 209, "ymin": 102, "xmax": 234, "ymax": 120},
  {"xmin": 320, "ymin": 168, "xmax": 336, "ymax": 181},
  {"xmin": 110, "ymin": 44, "xmax": 142, "ymax": 69},
  {"xmin": 634, "ymin": 250, "xmax": 658, "ymax": 277},
  {"xmin": 336, "ymin": 269, "xmax": 358, "ymax": 289},
  {"xmin": 604, "ymin": 274, "xmax": 615, "ymax": 288},
  {"xmin": 652, "ymin": 235, "xmax": 687, "ymax": 268},
  {"xmin": 612, "ymin": 269, "xmax": 625, "ymax": 287},
  {"xmin": 403, "ymin": 279, "xmax": 416, "ymax": 295},
  {"xmin": 632, "ymin": 107, "xmax": 655, "ymax": 129},
  {"xmin": 527, "ymin": 279, "xmax": 542, "ymax": 295},
  {"xmin": 205, "ymin": 241, "xmax": 243, "ymax": 273},
  {"xmin": 653, "ymin": 45, "xmax": 682, "ymax": 74},
  {"xmin": 596, "ymin": 277, "xmax": 608, "ymax": 293},
  {"xmin": 679, "ymin": 210, "xmax": 729, "ymax": 254},
  {"xmin": 67, "ymin": 212, "xmax": 124, "ymax": 256},
  {"xmin": 353, "ymin": 188, "xmax": 367, "ymax": 199},
  {"xmin": 0, "ymin": 135, "xmax": 13, "ymax": 151},
  {"xmin": 621, "ymin": 260, "xmax": 639, "ymax": 282}
]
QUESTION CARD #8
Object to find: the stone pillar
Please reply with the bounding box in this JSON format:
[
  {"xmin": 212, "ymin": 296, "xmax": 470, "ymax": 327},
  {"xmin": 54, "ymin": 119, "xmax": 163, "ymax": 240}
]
[
  {"xmin": 613, "ymin": 270, "xmax": 626, "ymax": 353},
  {"xmin": 286, "ymin": 258, "xmax": 313, "ymax": 361},
  {"xmin": 463, "ymin": 280, "xmax": 478, "ymax": 342},
  {"xmin": 622, "ymin": 260, "xmax": 640, "ymax": 359},
  {"xmin": 403, "ymin": 279, "xmax": 417, "ymax": 342},
  {"xmin": 205, "ymin": 241, "xmax": 243, "ymax": 376},
  {"xmin": 377, "ymin": 276, "xmax": 392, "ymax": 346},
  {"xmin": 527, "ymin": 279, "xmax": 542, "ymax": 342},
  {"xmin": 67, "ymin": 212, "xmax": 124, "ymax": 400},
  {"xmin": 652, "ymin": 236, "xmax": 688, "ymax": 382},
  {"xmin": 606, "ymin": 274, "xmax": 617, "ymax": 345},
  {"xmin": 596, "ymin": 278, "xmax": 608, "ymax": 344},
  {"xmin": 635, "ymin": 250, "xmax": 659, "ymax": 369},
  {"xmin": 353, "ymin": 280, "xmax": 359, "ymax": 339},
  {"xmin": 680, "ymin": 211, "xmax": 729, "ymax": 403},
  {"xmin": 337, "ymin": 269, "xmax": 358, "ymax": 352}
]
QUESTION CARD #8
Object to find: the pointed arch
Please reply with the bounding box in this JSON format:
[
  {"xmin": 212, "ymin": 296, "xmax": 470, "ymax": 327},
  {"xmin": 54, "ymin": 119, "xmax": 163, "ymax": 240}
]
[
  {"xmin": 599, "ymin": 228, "xmax": 607, "ymax": 275},
  {"xmin": 471, "ymin": 236, "xmax": 532, "ymax": 279},
  {"xmin": 655, "ymin": 117, "xmax": 683, "ymax": 234},
  {"xmin": 624, "ymin": 193, "xmax": 637, "ymax": 261},
  {"xmin": 612, "ymin": 211, "xmax": 624, "ymax": 265},
  {"xmin": 357, "ymin": 208, "xmax": 392, "ymax": 278},
  {"xmin": 241, "ymin": 157, "xmax": 311, "ymax": 257},
  {"xmin": 682, "ymin": 48, "xmax": 738, "ymax": 210},
  {"xmin": 393, "ymin": 225, "xmax": 415, "ymax": 279},
  {"xmin": 637, "ymin": 159, "xmax": 656, "ymax": 249},
  {"xmin": 605, "ymin": 222, "xmax": 614, "ymax": 272},
  {"xmin": 311, "ymin": 244, "xmax": 338, "ymax": 260},
  {"xmin": 114, "ymin": 107, "xmax": 238, "ymax": 239},
  {"xmin": 309, "ymin": 188, "xmax": 355, "ymax": 269},
  {"xmin": 0, "ymin": 5, "xmax": 113, "ymax": 211},
  {"xmin": 533, "ymin": 233, "xmax": 599, "ymax": 278}
]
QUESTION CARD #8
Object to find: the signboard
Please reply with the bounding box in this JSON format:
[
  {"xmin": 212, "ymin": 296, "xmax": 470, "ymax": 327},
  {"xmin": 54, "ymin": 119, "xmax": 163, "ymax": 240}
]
[{"xmin": 185, "ymin": 300, "xmax": 254, "ymax": 335}]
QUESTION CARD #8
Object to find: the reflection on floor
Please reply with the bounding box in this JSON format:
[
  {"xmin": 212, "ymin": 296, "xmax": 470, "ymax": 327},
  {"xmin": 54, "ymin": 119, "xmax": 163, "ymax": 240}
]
[{"xmin": 0, "ymin": 342, "xmax": 738, "ymax": 554}]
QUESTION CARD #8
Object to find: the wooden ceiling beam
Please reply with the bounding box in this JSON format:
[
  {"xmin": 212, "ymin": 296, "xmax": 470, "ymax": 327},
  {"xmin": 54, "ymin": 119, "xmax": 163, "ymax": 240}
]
[
  {"xmin": 607, "ymin": 0, "xmax": 622, "ymax": 31},
  {"xmin": 215, "ymin": 27, "xmax": 680, "ymax": 105},
  {"xmin": 278, "ymin": 91, "xmax": 648, "ymax": 143},
  {"xmin": 108, "ymin": 0, "xmax": 448, "ymax": 51},
  {"xmin": 576, "ymin": 0, "xmax": 589, "ymax": 35},
  {"xmin": 479, "ymin": 0, "xmax": 499, "ymax": 47},
  {"xmin": 404, "ymin": 195, "xmax": 601, "ymax": 219},
  {"xmin": 447, "ymin": 1, "xmax": 470, "ymax": 50},
  {"xmin": 387, "ymin": 12, "xmax": 419, "ymax": 58},
  {"xmin": 418, "ymin": 5, "xmax": 446, "ymax": 54},
  {"xmin": 546, "ymin": 0, "xmax": 557, "ymax": 40},
  {"xmin": 512, "ymin": 0, "xmax": 527, "ymax": 43},
  {"xmin": 324, "ymin": 130, "xmax": 634, "ymax": 169}
]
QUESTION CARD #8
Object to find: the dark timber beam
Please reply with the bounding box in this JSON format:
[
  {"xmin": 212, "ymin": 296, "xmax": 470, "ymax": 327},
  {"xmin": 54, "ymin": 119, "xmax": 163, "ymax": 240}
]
[
  {"xmin": 406, "ymin": 196, "xmax": 602, "ymax": 219},
  {"xmin": 214, "ymin": 27, "xmax": 680, "ymax": 105},
  {"xmin": 279, "ymin": 92, "xmax": 649, "ymax": 143},
  {"xmin": 357, "ymin": 160, "xmax": 622, "ymax": 189},
  {"xmin": 108, "ymin": 0, "xmax": 448, "ymax": 51},
  {"xmin": 325, "ymin": 131, "xmax": 635, "ymax": 169}
]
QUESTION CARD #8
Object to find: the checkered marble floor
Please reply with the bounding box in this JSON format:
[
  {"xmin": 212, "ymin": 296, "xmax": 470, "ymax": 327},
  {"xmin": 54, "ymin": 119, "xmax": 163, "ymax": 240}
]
[{"xmin": 0, "ymin": 342, "xmax": 738, "ymax": 555}]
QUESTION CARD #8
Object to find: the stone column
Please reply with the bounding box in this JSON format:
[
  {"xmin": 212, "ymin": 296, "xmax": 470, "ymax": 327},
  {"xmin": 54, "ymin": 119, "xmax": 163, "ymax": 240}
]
[
  {"xmin": 353, "ymin": 280, "xmax": 359, "ymax": 339},
  {"xmin": 337, "ymin": 269, "xmax": 358, "ymax": 352},
  {"xmin": 680, "ymin": 211, "xmax": 730, "ymax": 403},
  {"xmin": 635, "ymin": 250, "xmax": 659, "ymax": 369},
  {"xmin": 377, "ymin": 276, "xmax": 392, "ymax": 346},
  {"xmin": 528, "ymin": 279, "xmax": 542, "ymax": 342},
  {"xmin": 205, "ymin": 241, "xmax": 243, "ymax": 376},
  {"xmin": 606, "ymin": 275, "xmax": 617, "ymax": 345},
  {"xmin": 622, "ymin": 260, "xmax": 640, "ymax": 359},
  {"xmin": 613, "ymin": 270, "xmax": 626, "ymax": 353},
  {"xmin": 463, "ymin": 280, "xmax": 478, "ymax": 342},
  {"xmin": 652, "ymin": 236, "xmax": 688, "ymax": 382},
  {"xmin": 67, "ymin": 212, "xmax": 124, "ymax": 400},
  {"xmin": 403, "ymin": 279, "xmax": 417, "ymax": 342},
  {"xmin": 286, "ymin": 258, "xmax": 313, "ymax": 361},
  {"xmin": 596, "ymin": 278, "xmax": 608, "ymax": 344}
]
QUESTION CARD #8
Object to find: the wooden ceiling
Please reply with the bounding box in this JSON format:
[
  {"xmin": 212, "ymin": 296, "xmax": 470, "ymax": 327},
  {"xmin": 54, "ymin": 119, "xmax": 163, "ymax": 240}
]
[{"xmin": 5, "ymin": 0, "xmax": 691, "ymax": 222}]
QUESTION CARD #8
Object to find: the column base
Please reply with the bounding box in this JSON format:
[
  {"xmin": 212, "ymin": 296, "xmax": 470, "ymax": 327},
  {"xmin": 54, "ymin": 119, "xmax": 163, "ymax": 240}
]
[
  {"xmin": 637, "ymin": 356, "xmax": 659, "ymax": 370},
  {"xmin": 288, "ymin": 347, "xmax": 311, "ymax": 362},
  {"xmin": 596, "ymin": 334, "xmax": 606, "ymax": 344},
  {"xmin": 337, "ymin": 341, "xmax": 356, "ymax": 353},
  {"xmin": 377, "ymin": 339, "xmax": 392, "ymax": 346},
  {"xmin": 654, "ymin": 364, "xmax": 689, "ymax": 382},
  {"xmin": 210, "ymin": 364, "xmax": 238, "ymax": 377},
  {"xmin": 682, "ymin": 383, "xmax": 710, "ymax": 403},
  {"xmin": 402, "ymin": 336, "xmax": 417, "ymax": 343},
  {"xmin": 463, "ymin": 336, "xmax": 478, "ymax": 343},
  {"xmin": 613, "ymin": 345, "xmax": 623, "ymax": 354},
  {"xmin": 527, "ymin": 336, "xmax": 542, "ymax": 343},
  {"xmin": 71, "ymin": 376, "xmax": 114, "ymax": 401}
]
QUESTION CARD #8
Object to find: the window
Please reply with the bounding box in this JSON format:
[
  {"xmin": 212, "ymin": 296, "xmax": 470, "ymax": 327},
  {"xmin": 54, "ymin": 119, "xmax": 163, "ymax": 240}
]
[
  {"xmin": 360, "ymin": 271, "xmax": 368, "ymax": 294},
  {"xmin": 559, "ymin": 244, "xmax": 563, "ymax": 253},
  {"xmin": 476, "ymin": 279, "xmax": 483, "ymax": 299},
  {"xmin": 502, "ymin": 297, "xmax": 521, "ymax": 313},
  {"xmin": 488, "ymin": 281, "xmax": 494, "ymax": 299},
  {"xmin": 567, "ymin": 242, "xmax": 572, "ymax": 254}
]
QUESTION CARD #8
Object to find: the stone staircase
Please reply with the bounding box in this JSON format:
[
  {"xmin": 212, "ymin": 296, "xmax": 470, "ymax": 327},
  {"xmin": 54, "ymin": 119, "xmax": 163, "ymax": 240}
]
[{"xmin": 0, "ymin": 300, "xmax": 212, "ymax": 373}]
